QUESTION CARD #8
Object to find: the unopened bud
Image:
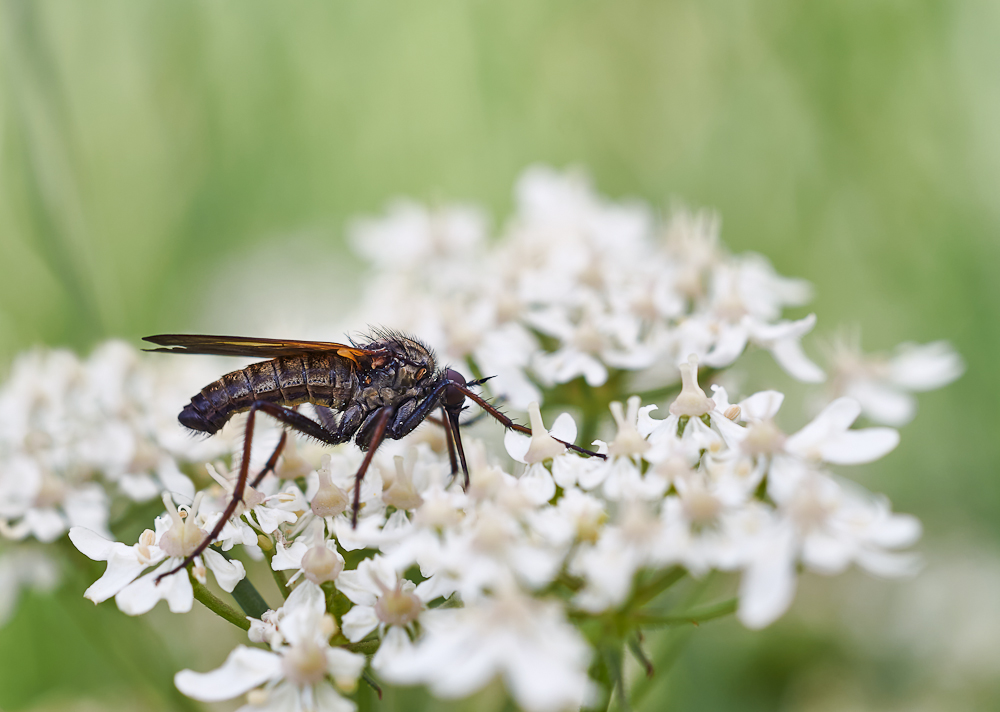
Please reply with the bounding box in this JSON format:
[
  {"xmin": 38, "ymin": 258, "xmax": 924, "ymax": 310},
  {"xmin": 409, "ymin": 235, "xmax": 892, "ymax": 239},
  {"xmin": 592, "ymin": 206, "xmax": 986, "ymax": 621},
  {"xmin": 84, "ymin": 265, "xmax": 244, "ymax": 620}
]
[
  {"xmin": 311, "ymin": 464, "xmax": 349, "ymax": 518},
  {"xmin": 320, "ymin": 614, "xmax": 338, "ymax": 639},
  {"xmin": 301, "ymin": 545, "xmax": 344, "ymax": 585},
  {"xmin": 247, "ymin": 689, "xmax": 269, "ymax": 706}
]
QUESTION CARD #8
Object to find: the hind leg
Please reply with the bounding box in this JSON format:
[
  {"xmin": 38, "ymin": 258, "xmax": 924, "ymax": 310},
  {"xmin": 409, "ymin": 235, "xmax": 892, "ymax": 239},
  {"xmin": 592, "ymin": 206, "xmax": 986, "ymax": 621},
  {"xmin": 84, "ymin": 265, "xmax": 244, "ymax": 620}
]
[{"xmin": 156, "ymin": 402, "xmax": 353, "ymax": 583}]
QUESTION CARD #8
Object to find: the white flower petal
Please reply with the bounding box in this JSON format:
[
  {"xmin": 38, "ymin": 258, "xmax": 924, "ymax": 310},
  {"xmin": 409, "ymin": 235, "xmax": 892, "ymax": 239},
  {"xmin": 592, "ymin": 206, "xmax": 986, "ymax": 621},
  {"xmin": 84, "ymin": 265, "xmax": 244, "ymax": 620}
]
[
  {"xmin": 845, "ymin": 380, "xmax": 916, "ymax": 426},
  {"xmin": 312, "ymin": 680, "xmax": 358, "ymax": 712},
  {"xmin": 116, "ymin": 563, "xmax": 193, "ymax": 615},
  {"xmin": 548, "ymin": 413, "xmax": 578, "ymax": 445},
  {"xmin": 24, "ymin": 508, "xmax": 67, "ymax": 543},
  {"xmin": 769, "ymin": 337, "xmax": 825, "ymax": 383},
  {"xmin": 69, "ymin": 526, "xmax": 117, "ymax": 561},
  {"xmin": 868, "ymin": 510, "xmax": 922, "ymax": 549},
  {"xmin": 889, "ymin": 341, "xmax": 964, "ymax": 391},
  {"xmin": 856, "ymin": 549, "xmax": 923, "ymax": 578},
  {"xmin": 271, "ymin": 541, "xmax": 308, "ymax": 572},
  {"xmin": 175, "ymin": 646, "xmax": 282, "ymax": 702},
  {"xmin": 504, "ymin": 430, "xmax": 531, "ymax": 464},
  {"xmin": 325, "ymin": 645, "xmax": 367, "ymax": 682},
  {"xmin": 738, "ymin": 530, "xmax": 797, "ymax": 629},
  {"xmin": 819, "ymin": 428, "xmax": 899, "ymax": 465},
  {"xmin": 341, "ymin": 605, "xmax": 379, "ymax": 643},
  {"xmin": 252, "ymin": 505, "xmax": 298, "ymax": 534},
  {"xmin": 157, "ymin": 459, "xmax": 196, "ymax": 504},
  {"xmin": 518, "ymin": 464, "xmax": 556, "ymax": 505},
  {"xmin": 203, "ymin": 548, "xmax": 247, "ymax": 592},
  {"xmin": 119, "ymin": 474, "xmax": 161, "ymax": 502},
  {"xmin": 786, "ymin": 398, "xmax": 861, "ymax": 458},
  {"xmin": 740, "ymin": 391, "xmax": 785, "ymax": 421},
  {"xmin": 284, "ymin": 579, "xmax": 326, "ymax": 614},
  {"xmin": 372, "ymin": 625, "xmax": 413, "ymax": 672},
  {"xmin": 83, "ymin": 548, "xmax": 155, "ymax": 603},
  {"xmin": 703, "ymin": 323, "xmax": 749, "ymax": 368}
]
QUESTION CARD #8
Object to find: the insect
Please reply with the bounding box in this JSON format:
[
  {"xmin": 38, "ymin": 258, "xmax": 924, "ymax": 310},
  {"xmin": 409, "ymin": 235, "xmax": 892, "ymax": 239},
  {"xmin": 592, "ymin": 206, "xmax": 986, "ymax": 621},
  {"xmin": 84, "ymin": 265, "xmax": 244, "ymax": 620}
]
[{"xmin": 144, "ymin": 330, "xmax": 603, "ymax": 581}]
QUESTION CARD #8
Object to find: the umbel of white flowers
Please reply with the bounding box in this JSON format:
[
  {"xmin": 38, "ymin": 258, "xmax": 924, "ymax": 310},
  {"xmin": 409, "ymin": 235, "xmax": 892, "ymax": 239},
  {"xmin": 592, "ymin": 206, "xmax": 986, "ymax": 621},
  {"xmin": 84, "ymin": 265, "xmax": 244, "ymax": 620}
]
[{"xmin": 0, "ymin": 166, "xmax": 961, "ymax": 712}]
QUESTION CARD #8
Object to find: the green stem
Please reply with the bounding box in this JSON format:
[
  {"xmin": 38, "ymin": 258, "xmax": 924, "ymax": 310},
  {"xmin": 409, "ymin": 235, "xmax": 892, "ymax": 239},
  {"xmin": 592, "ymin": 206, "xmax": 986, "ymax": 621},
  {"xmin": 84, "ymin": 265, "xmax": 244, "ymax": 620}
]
[
  {"xmin": 361, "ymin": 670, "xmax": 383, "ymax": 700},
  {"xmin": 262, "ymin": 542, "xmax": 290, "ymax": 599},
  {"xmin": 270, "ymin": 566, "xmax": 290, "ymax": 598},
  {"xmin": 343, "ymin": 638, "xmax": 381, "ymax": 655},
  {"xmin": 632, "ymin": 597, "xmax": 737, "ymax": 628},
  {"xmin": 630, "ymin": 566, "xmax": 686, "ymax": 608},
  {"xmin": 604, "ymin": 644, "xmax": 630, "ymax": 712},
  {"xmin": 581, "ymin": 640, "xmax": 615, "ymax": 712},
  {"xmin": 627, "ymin": 627, "xmax": 694, "ymax": 709},
  {"xmin": 231, "ymin": 576, "xmax": 270, "ymax": 619},
  {"xmin": 190, "ymin": 575, "xmax": 250, "ymax": 631},
  {"xmin": 57, "ymin": 556, "xmax": 200, "ymax": 712},
  {"xmin": 627, "ymin": 636, "xmax": 654, "ymax": 678}
]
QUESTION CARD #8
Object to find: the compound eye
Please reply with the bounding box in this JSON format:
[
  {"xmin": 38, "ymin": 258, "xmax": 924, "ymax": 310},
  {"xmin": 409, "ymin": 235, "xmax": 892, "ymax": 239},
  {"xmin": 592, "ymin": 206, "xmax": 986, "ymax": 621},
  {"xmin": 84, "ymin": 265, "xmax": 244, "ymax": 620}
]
[{"xmin": 443, "ymin": 369, "xmax": 467, "ymax": 408}]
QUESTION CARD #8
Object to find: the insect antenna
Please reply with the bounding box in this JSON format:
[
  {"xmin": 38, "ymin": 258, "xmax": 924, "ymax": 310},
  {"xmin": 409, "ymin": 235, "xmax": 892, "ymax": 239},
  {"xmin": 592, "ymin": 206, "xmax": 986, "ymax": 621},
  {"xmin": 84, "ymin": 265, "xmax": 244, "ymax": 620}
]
[{"xmin": 450, "ymin": 382, "xmax": 606, "ymax": 460}]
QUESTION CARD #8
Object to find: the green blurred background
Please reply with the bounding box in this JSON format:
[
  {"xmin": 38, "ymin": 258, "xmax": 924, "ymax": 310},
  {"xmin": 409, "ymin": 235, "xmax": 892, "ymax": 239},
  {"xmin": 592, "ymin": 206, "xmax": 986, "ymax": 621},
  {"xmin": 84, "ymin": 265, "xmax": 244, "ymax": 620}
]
[{"xmin": 1, "ymin": 0, "xmax": 997, "ymax": 710}]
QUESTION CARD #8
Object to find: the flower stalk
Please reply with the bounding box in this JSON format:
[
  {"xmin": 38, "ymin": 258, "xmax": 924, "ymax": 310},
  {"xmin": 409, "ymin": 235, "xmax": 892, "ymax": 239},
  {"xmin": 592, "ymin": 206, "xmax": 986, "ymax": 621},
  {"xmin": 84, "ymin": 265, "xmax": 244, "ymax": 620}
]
[{"xmin": 189, "ymin": 575, "xmax": 250, "ymax": 631}]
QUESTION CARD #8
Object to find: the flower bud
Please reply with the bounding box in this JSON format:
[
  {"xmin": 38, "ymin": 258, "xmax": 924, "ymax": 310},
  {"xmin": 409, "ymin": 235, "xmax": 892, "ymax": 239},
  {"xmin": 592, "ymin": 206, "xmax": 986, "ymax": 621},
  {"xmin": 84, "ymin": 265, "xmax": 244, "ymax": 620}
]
[
  {"xmin": 300, "ymin": 545, "xmax": 344, "ymax": 585},
  {"xmin": 311, "ymin": 463, "xmax": 349, "ymax": 518}
]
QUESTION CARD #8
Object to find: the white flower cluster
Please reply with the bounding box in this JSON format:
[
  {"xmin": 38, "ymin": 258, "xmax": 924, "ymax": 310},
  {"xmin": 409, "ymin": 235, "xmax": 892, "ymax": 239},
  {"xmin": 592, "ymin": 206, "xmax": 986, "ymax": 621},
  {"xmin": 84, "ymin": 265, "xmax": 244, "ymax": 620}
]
[
  {"xmin": 350, "ymin": 165, "xmax": 826, "ymax": 411},
  {"xmin": 0, "ymin": 341, "xmax": 236, "ymax": 622},
  {"xmin": 0, "ymin": 166, "xmax": 962, "ymax": 711},
  {"xmin": 0, "ymin": 341, "xmax": 234, "ymax": 542},
  {"xmin": 70, "ymin": 375, "xmax": 924, "ymax": 711},
  {"xmin": 0, "ymin": 341, "xmax": 244, "ymax": 542}
]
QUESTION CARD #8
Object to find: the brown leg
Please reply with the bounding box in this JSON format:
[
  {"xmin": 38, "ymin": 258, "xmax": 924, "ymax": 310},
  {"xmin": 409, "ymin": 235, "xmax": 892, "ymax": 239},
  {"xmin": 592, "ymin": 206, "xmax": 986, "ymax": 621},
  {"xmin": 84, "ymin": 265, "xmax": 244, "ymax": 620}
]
[
  {"xmin": 251, "ymin": 430, "xmax": 288, "ymax": 488},
  {"xmin": 351, "ymin": 406, "xmax": 394, "ymax": 527},
  {"xmin": 156, "ymin": 402, "xmax": 349, "ymax": 584},
  {"xmin": 440, "ymin": 405, "xmax": 460, "ymax": 477},
  {"xmin": 446, "ymin": 409, "xmax": 470, "ymax": 489}
]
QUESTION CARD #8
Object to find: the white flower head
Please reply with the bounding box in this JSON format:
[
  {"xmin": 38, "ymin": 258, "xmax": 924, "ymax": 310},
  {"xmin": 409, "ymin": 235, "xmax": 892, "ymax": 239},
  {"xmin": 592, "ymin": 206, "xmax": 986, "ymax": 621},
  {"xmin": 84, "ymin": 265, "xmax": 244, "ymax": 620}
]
[
  {"xmin": 176, "ymin": 581, "xmax": 365, "ymax": 711},
  {"xmin": 380, "ymin": 586, "xmax": 595, "ymax": 712},
  {"xmin": 826, "ymin": 334, "xmax": 964, "ymax": 425},
  {"xmin": 69, "ymin": 492, "xmax": 245, "ymax": 615}
]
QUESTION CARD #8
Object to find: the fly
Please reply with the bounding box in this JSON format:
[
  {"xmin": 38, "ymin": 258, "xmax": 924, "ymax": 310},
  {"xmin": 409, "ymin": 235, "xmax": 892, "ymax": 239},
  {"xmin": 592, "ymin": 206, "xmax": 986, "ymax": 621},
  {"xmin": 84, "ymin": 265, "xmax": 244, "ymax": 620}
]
[{"xmin": 143, "ymin": 330, "xmax": 603, "ymax": 581}]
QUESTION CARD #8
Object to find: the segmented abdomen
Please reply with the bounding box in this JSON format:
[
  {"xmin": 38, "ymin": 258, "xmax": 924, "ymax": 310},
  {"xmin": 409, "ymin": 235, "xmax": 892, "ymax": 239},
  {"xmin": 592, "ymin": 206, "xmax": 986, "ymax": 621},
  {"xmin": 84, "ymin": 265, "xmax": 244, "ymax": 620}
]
[{"xmin": 179, "ymin": 354, "xmax": 356, "ymax": 434}]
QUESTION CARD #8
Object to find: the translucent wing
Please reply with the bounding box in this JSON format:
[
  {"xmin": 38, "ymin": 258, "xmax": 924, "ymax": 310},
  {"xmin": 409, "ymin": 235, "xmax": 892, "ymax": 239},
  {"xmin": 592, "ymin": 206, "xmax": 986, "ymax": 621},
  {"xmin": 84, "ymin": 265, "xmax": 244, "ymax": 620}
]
[{"xmin": 142, "ymin": 334, "xmax": 379, "ymax": 364}]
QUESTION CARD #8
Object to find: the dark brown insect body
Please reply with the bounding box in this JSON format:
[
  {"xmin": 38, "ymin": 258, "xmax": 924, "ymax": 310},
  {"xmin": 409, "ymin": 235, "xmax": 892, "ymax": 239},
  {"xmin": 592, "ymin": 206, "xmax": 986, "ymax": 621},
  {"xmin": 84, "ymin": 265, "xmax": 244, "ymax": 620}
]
[
  {"xmin": 143, "ymin": 330, "xmax": 602, "ymax": 582},
  {"xmin": 176, "ymin": 335, "xmax": 439, "ymax": 453},
  {"xmin": 181, "ymin": 353, "xmax": 358, "ymax": 434}
]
